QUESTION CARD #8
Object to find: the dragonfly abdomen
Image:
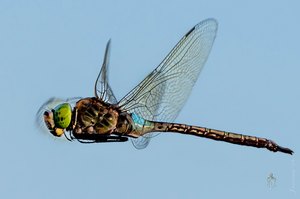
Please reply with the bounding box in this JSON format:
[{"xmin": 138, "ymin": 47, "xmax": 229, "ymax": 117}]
[{"xmin": 150, "ymin": 122, "xmax": 293, "ymax": 154}]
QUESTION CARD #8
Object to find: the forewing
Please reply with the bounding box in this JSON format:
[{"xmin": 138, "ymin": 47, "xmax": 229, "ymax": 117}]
[
  {"xmin": 118, "ymin": 19, "xmax": 217, "ymax": 121},
  {"xmin": 118, "ymin": 19, "xmax": 218, "ymax": 149},
  {"xmin": 94, "ymin": 40, "xmax": 118, "ymax": 104}
]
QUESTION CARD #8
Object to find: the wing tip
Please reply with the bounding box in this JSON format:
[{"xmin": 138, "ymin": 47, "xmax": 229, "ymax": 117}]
[{"xmin": 186, "ymin": 18, "xmax": 218, "ymax": 38}]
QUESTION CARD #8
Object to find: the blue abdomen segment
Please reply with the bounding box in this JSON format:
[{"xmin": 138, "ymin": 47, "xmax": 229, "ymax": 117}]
[
  {"xmin": 131, "ymin": 113, "xmax": 146, "ymax": 126},
  {"xmin": 131, "ymin": 113, "xmax": 154, "ymax": 134}
]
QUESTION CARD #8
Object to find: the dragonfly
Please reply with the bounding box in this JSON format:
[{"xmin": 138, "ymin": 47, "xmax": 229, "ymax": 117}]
[{"xmin": 37, "ymin": 18, "xmax": 293, "ymax": 155}]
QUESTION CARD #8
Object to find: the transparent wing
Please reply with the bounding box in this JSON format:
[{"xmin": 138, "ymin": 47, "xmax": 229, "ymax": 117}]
[
  {"xmin": 118, "ymin": 19, "xmax": 218, "ymax": 149},
  {"xmin": 94, "ymin": 40, "xmax": 118, "ymax": 104}
]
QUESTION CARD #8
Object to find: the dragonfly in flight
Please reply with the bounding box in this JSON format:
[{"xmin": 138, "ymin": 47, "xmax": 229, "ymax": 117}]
[{"xmin": 37, "ymin": 18, "xmax": 293, "ymax": 155}]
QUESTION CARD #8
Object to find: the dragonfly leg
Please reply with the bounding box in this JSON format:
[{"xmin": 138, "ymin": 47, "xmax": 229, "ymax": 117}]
[{"xmin": 73, "ymin": 133, "xmax": 128, "ymax": 143}]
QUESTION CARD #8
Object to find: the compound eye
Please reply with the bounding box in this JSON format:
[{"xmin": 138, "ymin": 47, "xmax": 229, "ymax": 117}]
[{"xmin": 53, "ymin": 103, "xmax": 72, "ymax": 129}]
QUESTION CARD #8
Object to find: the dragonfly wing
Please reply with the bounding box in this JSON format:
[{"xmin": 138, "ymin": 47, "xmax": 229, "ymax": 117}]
[
  {"xmin": 94, "ymin": 40, "xmax": 118, "ymax": 104},
  {"xmin": 130, "ymin": 134, "xmax": 151, "ymax": 149},
  {"xmin": 118, "ymin": 19, "xmax": 218, "ymax": 148}
]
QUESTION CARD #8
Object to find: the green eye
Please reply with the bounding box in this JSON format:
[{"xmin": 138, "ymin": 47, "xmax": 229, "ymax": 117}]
[{"xmin": 53, "ymin": 103, "xmax": 72, "ymax": 129}]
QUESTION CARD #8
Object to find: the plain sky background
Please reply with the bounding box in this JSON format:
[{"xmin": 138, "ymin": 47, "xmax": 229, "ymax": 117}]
[{"xmin": 0, "ymin": 0, "xmax": 299, "ymax": 198}]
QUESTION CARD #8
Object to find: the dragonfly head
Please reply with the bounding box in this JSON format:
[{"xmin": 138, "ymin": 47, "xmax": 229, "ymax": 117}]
[{"xmin": 43, "ymin": 103, "xmax": 72, "ymax": 137}]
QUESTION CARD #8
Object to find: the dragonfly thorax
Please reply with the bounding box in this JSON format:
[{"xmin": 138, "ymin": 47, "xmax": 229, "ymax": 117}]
[{"xmin": 72, "ymin": 98, "xmax": 119, "ymax": 135}]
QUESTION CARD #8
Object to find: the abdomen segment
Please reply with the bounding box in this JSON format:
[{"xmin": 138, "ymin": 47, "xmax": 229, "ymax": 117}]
[{"xmin": 150, "ymin": 122, "xmax": 293, "ymax": 155}]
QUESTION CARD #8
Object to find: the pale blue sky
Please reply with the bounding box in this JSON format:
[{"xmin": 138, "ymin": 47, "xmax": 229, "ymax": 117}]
[{"xmin": 0, "ymin": 0, "xmax": 299, "ymax": 198}]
